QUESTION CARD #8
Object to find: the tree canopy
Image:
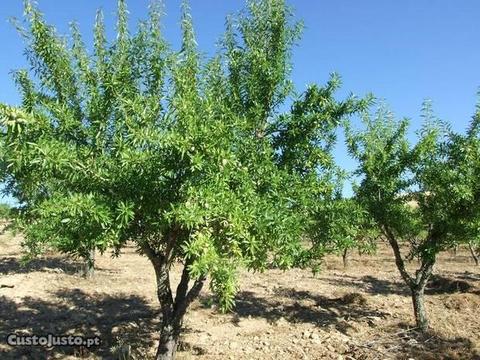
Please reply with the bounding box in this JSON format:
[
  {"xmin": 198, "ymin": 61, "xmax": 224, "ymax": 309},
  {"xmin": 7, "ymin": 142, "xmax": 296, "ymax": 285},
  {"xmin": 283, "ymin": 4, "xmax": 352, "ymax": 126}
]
[
  {"xmin": 347, "ymin": 102, "xmax": 480, "ymax": 330},
  {"xmin": 0, "ymin": 0, "xmax": 368, "ymax": 358}
]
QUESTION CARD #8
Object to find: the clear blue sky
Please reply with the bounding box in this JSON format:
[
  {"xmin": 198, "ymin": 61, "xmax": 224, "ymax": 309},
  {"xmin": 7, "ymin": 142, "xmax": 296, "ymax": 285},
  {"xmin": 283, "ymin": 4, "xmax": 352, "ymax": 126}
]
[{"xmin": 1, "ymin": 0, "xmax": 479, "ymax": 200}]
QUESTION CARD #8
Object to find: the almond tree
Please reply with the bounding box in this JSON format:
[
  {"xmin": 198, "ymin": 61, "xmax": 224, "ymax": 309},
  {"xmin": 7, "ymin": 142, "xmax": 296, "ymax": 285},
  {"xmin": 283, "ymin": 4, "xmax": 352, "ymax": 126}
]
[
  {"xmin": 319, "ymin": 195, "xmax": 378, "ymax": 268},
  {"xmin": 0, "ymin": 1, "xmax": 365, "ymax": 358},
  {"xmin": 469, "ymin": 241, "xmax": 479, "ymax": 265},
  {"xmin": 347, "ymin": 103, "xmax": 480, "ymax": 331}
]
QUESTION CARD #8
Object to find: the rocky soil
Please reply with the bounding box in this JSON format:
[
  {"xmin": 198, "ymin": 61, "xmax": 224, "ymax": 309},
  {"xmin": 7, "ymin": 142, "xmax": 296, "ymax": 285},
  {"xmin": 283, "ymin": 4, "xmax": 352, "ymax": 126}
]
[{"xmin": 1, "ymin": 232, "xmax": 479, "ymax": 359}]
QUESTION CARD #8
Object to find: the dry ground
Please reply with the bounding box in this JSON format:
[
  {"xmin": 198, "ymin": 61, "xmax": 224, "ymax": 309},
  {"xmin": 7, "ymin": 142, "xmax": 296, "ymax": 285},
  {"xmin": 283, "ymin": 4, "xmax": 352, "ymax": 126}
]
[{"xmin": 0, "ymin": 231, "xmax": 479, "ymax": 360}]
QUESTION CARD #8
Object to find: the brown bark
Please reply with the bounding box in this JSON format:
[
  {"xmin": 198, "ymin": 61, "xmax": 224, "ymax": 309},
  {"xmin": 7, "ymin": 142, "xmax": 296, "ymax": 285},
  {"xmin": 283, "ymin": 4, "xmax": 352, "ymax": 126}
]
[
  {"xmin": 411, "ymin": 258, "xmax": 433, "ymax": 332},
  {"xmin": 153, "ymin": 262, "xmax": 205, "ymax": 360},
  {"xmin": 156, "ymin": 322, "xmax": 179, "ymax": 360},
  {"xmin": 382, "ymin": 226, "xmax": 414, "ymax": 287},
  {"xmin": 342, "ymin": 248, "xmax": 349, "ymax": 268},
  {"xmin": 469, "ymin": 243, "xmax": 479, "ymax": 266},
  {"xmin": 411, "ymin": 287, "xmax": 428, "ymax": 332},
  {"xmin": 382, "ymin": 225, "xmax": 435, "ymax": 332},
  {"xmin": 140, "ymin": 238, "xmax": 205, "ymax": 360},
  {"xmin": 82, "ymin": 249, "xmax": 95, "ymax": 278}
]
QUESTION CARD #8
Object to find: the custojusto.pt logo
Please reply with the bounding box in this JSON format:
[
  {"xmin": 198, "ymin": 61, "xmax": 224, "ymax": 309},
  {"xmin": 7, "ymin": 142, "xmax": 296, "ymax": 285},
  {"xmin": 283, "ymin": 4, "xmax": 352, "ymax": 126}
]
[{"xmin": 6, "ymin": 333, "xmax": 101, "ymax": 348}]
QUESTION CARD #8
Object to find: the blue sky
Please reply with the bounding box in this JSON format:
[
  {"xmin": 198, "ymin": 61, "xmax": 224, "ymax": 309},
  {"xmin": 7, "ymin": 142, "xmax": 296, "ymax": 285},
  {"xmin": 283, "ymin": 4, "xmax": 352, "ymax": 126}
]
[{"xmin": 0, "ymin": 0, "xmax": 479, "ymax": 200}]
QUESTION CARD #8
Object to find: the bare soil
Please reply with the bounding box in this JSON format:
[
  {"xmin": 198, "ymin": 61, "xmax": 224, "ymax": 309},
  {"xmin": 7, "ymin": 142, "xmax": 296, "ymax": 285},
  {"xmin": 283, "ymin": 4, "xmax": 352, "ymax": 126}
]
[{"xmin": 1, "ymin": 232, "xmax": 479, "ymax": 360}]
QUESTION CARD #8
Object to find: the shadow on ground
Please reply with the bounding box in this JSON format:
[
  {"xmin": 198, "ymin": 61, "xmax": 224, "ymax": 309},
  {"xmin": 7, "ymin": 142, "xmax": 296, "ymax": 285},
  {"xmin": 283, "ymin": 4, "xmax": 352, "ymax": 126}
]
[
  {"xmin": 0, "ymin": 289, "xmax": 158, "ymax": 359},
  {"xmin": 318, "ymin": 274, "xmax": 410, "ymax": 296},
  {"xmin": 426, "ymin": 274, "xmax": 474, "ymax": 294},
  {"xmin": 0, "ymin": 256, "xmax": 82, "ymax": 276},
  {"xmin": 344, "ymin": 328, "xmax": 480, "ymax": 360},
  {"xmin": 320, "ymin": 273, "xmax": 478, "ymax": 297},
  {"xmin": 222, "ymin": 287, "xmax": 388, "ymax": 334},
  {"xmin": 352, "ymin": 322, "xmax": 480, "ymax": 360},
  {"xmin": 224, "ymin": 286, "xmax": 480, "ymax": 360}
]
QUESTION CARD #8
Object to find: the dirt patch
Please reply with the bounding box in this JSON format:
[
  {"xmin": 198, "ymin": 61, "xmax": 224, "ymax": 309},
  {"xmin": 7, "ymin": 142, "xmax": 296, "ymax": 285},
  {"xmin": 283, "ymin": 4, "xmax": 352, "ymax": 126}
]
[
  {"xmin": 339, "ymin": 292, "xmax": 368, "ymax": 306},
  {"xmin": 0, "ymin": 234, "xmax": 479, "ymax": 359}
]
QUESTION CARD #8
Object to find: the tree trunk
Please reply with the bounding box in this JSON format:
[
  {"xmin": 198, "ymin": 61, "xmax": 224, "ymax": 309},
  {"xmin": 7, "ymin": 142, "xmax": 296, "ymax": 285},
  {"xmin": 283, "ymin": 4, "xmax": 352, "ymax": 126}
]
[
  {"xmin": 468, "ymin": 243, "xmax": 479, "ymax": 266},
  {"xmin": 82, "ymin": 249, "xmax": 95, "ymax": 278},
  {"xmin": 450, "ymin": 245, "xmax": 458, "ymax": 258},
  {"xmin": 152, "ymin": 268, "xmax": 205, "ymax": 360},
  {"xmin": 411, "ymin": 287, "xmax": 428, "ymax": 332},
  {"xmin": 140, "ymin": 238, "xmax": 206, "ymax": 360},
  {"xmin": 156, "ymin": 321, "xmax": 180, "ymax": 360},
  {"xmin": 152, "ymin": 259, "xmax": 178, "ymax": 360},
  {"xmin": 382, "ymin": 226, "xmax": 434, "ymax": 332},
  {"xmin": 411, "ymin": 255, "xmax": 434, "ymax": 333},
  {"xmin": 342, "ymin": 248, "xmax": 349, "ymax": 268}
]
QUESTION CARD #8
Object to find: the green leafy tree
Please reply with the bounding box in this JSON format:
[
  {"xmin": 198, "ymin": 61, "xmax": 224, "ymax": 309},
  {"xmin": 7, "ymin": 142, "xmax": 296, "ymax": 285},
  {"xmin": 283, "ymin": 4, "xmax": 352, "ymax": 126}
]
[
  {"xmin": 347, "ymin": 103, "xmax": 480, "ymax": 331},
  {"xmin": 296, "ymin": 169, "xmax": 379, "ymax": 269},
  {"xmin": 320, "ymin": 195, "xmax": 378, "ymax": 268},
  {"xmin": 0, "ymin": 0, "xmax": 366, "ymax": 358},
  {"xmin": 272, "ymin": 75, "xmax": 372, "ymax": 270}
]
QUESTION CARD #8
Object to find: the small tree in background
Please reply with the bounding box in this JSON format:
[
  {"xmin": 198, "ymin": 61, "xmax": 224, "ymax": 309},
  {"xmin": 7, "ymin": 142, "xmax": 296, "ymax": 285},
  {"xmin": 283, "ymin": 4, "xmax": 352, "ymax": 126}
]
[
  {"xmin": 0, "ymin": 0, "xmax": 367, "ymax": 358},
  {"xmin": 321, "ymin": 196, "xmax": 378, "ymax": 269},
  {"xmin": 0, "ymin": 203, "xmax": 11, "ymax": 219},
  {"xmin": 347, "ymin": 103, "xmax": 480, "ymax": 332},
  {"xmin": 468, "ymin": 239, "xmax": 480, "ymax": 265},
  {"xmin": 300, "ymin": 171, "xmax": 378, "ymax": 269}
]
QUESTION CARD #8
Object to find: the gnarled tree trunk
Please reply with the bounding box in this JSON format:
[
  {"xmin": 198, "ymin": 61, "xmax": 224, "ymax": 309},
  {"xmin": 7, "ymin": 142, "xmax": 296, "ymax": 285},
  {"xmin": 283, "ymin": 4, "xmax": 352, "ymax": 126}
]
[
  {"xmin": 411, "ymin": 287, "xmax": 428, "ymax": 331},
  {"xmin": 153, "ymin": 262, "xmax": 205, "ymax": 360},
  {"xmin": 156, "ymin": 315, "xmax": 181, "ymax": 360},
  {"xmin": 141, "ymin": 238, "xmax": 205, "ymax": 360},
  {"xmin": 383, "ymin": 226, "xmax": 435, "ymax": 332}
]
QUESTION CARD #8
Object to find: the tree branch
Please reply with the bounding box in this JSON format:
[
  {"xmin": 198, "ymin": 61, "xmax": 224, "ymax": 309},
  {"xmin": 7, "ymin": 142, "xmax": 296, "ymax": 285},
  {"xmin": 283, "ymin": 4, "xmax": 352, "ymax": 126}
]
[
  {"xmin": 140, "ymin": 241, "xmax": 174, "ymax": 317},
  {"xmin": 414, "ymin": 231, "xmax": 437, "ymax": 289},
  {"xmin": 139, "ymin": 240, "xmax": 164, "ymax": 266},
  {"xmin": 174, "ymin": 258, "xmax": 192, "ymax": 306},
  {"xmin": 382, "ymin": 225, "xmax": 414, "ymax": 287},
  {"xmin": 173, "ymin": 275, "xmax": 206, "ymax": 320},
  {"xmin": 165, "ymin": 225, "xmax": 180, "ymax": 264},
  {"xmin": 416, "ymin": 257, "xmax": 434, "ymax": 289}
]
